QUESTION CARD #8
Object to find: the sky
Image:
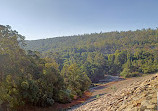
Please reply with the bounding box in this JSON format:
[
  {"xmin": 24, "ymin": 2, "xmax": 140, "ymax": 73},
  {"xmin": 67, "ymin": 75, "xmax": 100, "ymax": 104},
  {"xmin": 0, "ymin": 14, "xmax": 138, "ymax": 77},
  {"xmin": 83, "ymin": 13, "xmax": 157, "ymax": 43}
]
[{"xmin": 0, "ymin": 0, "xmax": 158, "ymax": 40}]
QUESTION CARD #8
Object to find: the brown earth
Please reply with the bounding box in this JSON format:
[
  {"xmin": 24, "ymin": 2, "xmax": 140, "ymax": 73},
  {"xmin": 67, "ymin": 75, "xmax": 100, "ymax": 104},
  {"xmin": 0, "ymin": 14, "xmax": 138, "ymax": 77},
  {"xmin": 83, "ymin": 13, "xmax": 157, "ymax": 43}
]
[{"xmin": 69, "ymin": 74, "xmax": 158, "ymax": 111}]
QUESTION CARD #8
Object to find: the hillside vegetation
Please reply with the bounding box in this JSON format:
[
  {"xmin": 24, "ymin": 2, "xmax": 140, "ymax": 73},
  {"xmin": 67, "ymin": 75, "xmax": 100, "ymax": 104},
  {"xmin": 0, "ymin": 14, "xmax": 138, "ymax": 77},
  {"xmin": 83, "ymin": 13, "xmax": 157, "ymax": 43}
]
[
  {"xmin": 25, "ymin": 28, "xmax": 158, "ymax": 82},
  {"xmin": 0, "ymin": 25, "xmax": 91, "ymax": 110}
]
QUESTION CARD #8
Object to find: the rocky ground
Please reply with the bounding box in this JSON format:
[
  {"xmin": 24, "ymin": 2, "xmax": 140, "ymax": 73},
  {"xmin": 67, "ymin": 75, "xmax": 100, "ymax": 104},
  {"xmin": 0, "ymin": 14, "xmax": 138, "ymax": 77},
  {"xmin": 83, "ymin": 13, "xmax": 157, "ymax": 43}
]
[{"xmin": 69, "ymin": 74, "xmax": 158, "ymax": 111}]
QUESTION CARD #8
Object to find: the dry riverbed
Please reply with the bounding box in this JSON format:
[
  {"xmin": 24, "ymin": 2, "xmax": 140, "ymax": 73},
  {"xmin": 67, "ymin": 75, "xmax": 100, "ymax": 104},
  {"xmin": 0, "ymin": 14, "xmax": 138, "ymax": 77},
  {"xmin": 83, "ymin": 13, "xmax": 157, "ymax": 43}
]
[{"xmin": 69, "ymin": 74, "xmax": 157, "ymax": 111}]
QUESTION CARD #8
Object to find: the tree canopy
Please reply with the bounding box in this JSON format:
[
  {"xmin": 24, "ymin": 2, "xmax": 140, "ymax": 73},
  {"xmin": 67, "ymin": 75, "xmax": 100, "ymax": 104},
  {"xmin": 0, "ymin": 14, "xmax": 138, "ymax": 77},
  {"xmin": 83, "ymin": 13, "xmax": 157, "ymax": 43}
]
[
  {"xmin": 0, "ymin": 25, "xmax": 91, "ymax": 109},
  {"xmin": 26, "ymin": 28, "xmax": 158, "ymax": 80}
]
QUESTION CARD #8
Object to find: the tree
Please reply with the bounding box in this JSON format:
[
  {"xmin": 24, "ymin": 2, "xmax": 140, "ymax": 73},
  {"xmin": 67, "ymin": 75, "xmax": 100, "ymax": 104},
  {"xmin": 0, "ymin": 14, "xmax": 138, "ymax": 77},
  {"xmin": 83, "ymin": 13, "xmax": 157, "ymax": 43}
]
[{"xmin": 61, "ymin": 63, "xmax": 91, "ymax": 96}]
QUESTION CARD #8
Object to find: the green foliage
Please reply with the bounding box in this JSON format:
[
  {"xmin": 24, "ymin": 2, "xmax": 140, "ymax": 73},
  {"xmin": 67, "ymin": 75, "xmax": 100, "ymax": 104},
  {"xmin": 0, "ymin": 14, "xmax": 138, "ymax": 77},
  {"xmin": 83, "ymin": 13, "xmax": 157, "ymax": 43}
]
[
  {"xmin": 57, "ymin": 90, "xmax": 72, "ymax": 103},
  {"xmin": 0, "ymin": 25, "xmax": 91, "ymax": 109},
  {"xmin": 120, "ymin": 68, "xmax": 130, "ymax": 78},
  {"xmin": 61, "ymin": 63, "xmax": 91, "ymax": 97},
  {"xmin": 96, "ymin": 94, "xmax": 100, "ymax": 98},
  {"xmin": 0, "ymin": 75, "xmax": 24, "ymax": 109},
  {"xmin": 24, "ymin": 28, "xmax": 158, "ymax": 80}
]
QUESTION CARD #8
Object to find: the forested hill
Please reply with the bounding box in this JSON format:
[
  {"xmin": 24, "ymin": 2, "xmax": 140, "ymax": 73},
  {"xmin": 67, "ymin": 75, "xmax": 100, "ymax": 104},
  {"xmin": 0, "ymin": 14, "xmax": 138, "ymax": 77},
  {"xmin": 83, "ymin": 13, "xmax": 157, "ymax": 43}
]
[
  {"xmin": 25, "ymin": 29, "xmax": 158, "ymax": 55},
  {"xmin": 25, "ymin": 32, "xmax": 118, "ymax": 54},
  {"xmin": 25, "ymin": 28, "xmax": 158, "ymax": 82}
]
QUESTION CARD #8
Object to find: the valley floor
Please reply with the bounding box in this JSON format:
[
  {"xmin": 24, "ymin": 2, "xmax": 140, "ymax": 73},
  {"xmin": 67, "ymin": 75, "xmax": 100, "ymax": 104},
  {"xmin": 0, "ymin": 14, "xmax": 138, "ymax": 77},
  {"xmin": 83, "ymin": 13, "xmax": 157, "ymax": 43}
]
[{"xmin": 69, "ymin": 74, "xmax": 158, "ymax": 111}]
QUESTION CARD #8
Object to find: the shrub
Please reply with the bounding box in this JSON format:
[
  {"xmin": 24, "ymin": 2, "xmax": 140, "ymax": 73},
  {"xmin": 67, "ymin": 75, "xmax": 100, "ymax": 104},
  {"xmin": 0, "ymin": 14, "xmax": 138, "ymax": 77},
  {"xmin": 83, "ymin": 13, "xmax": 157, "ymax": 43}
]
[
  {"xmin": 120, "ymin": 68, "xmax": 130, "ymax": 78},
  {"xmin": 128, "ymin": 72, "xmax": 141, "ymax": 77},
  {"xmin": 57, "ymin": 90, "xmax": 72, "ymax": 103},
  {"xmin": 0, "ymin": 75, "xmax": 24, "ymax": 109}
]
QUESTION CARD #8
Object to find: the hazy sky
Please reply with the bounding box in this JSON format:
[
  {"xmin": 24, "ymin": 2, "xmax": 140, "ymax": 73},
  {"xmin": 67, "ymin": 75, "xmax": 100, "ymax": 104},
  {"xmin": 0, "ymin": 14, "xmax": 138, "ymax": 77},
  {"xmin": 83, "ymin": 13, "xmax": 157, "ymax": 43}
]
[{"xmin": 0, "ymin": 0, "xmax": 158, "ymax": 40}]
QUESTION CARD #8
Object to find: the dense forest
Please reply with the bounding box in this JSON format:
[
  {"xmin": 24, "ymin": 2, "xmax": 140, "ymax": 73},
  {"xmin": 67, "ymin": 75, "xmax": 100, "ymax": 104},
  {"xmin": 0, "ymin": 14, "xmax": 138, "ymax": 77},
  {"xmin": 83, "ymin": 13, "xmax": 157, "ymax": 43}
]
[
  {"xmin": 0, "ymin": 25, "xmax": 91, "ymax": 109},
  {"xmin": 25, "ymin": 28, "xmax": 158, "ymax": 81}
]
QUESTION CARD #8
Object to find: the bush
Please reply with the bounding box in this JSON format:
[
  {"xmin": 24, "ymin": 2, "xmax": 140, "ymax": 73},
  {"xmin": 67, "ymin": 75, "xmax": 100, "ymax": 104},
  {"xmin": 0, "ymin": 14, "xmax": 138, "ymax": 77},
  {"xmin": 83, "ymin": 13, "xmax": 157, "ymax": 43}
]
[
  {"xmin": 0, "ymin": 75, "xmax": 24, "ymax": 109},
  {"xmin": 56, "ymin": 90, "xmax": 72, "ymax": 103},
  {"xmin": 127, "ymin": 72, "xmax": 141, "ymax": 77},
  {"xmin": 120, "ymin": 71, "xmax": 141, "ymax": 78},
  {"xmin": 120, "ymin": 68, "xmax": 130, "ymax": 78}
]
